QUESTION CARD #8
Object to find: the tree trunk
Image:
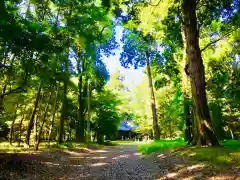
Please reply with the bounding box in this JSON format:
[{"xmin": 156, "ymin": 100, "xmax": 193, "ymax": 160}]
[
  {"xmin": 34, "ymin": 115, "xmax": 38, "ymax": 146},
  {"xmin": 18, "ymin": 105, "xmax": 27, "ymax": 147},
  {"xmin": 145, "ymin": 51, "xmax": 160, "ymax": 140},
  {"xmin": 76, "ymin": 56, "xmax": 85, "ymax": 143},
  {"xmin": 35, "ymin": 88, "xmax": 53, "ymax": 150},
  {"xmin": 48, "ymin": 83, "xmax": 59, "ymax": 145},
  {"xmin": 18, "ymin": 115, "xmax": 24, "ymax": 147},
  {"xmin": 180, "ymin": 25, "xmax": 193, "ymax": 143},
  {"xmin": 183, "ymin": 0, "xmax": 219, "ymax": 146},
  {"xmin": 9, "ymin": 103, "xmax": 20, "ymax": 145},
  {"xmin": 58, "ymin": 57, "xmax": 68, "ymax": 144},
  {"xmin": 0, "ymin": 85, "xmax": 7, "ymax": 111},
  {"xmin": 184, "ymin": 97, "xmax": 192, "ymax": 142},
  {"xmin": 86, "ymin": 79, "xmax": 91, "ymax": 142},
  {"xmin": 25, "ymin": 81, "xmax": 42, "ymax": 147}
]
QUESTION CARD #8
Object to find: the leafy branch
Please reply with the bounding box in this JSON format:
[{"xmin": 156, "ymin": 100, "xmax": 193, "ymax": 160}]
[{"xmin": 200, "ymin": 30, "xmax": 234, "ymax": 52}]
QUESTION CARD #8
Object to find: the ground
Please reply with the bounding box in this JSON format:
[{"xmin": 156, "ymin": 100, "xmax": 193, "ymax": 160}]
[{"xmin": 0, "ymin": 142, "xmax": 239, "ymax": 180}]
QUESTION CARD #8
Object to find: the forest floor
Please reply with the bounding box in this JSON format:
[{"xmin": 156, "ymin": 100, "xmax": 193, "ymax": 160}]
[{"xmin": 0, "ymin": 141, "xmax": 240, "ymax": 180}]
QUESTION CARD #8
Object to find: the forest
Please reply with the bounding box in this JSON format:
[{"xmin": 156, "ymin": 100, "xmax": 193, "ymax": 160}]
[{"xmin": 0, "ymin": 0, "xmax": 240, "ymax": 179}]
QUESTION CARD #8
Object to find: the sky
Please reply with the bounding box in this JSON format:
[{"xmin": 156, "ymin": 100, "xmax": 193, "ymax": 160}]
[{"xmin": 102, "ymin": 26, "xmax": 145, "ymax": 90}]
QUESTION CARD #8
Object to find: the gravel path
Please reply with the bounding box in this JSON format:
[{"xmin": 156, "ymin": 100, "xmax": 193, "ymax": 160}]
[
  {"xmin": 1, "ymin": 143, "xmax": 239, "ymax": 180},
  {"xmin": 0, "ymin": 143, "xmax": 164, "ymax": 180}
]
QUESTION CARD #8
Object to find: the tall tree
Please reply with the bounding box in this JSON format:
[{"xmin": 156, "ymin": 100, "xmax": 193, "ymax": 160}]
[{"xmin": 120, "ymin": 30, "xmax": 161, "ymax": 140}]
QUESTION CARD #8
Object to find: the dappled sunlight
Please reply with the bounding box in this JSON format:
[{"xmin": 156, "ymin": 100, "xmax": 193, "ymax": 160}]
[
  {"xmin": 86, "ymin": 156, "xmax": 106, "ymax": 159},
  {"xmin": 89, "ymin": 162, "xmax": 108, "ymax": 167},
  {"xmin": 112, "ymin": 154, "xmax": 131, "ymax": 160},
  {"xmin": 186, "ymin": 163, "xmax": 205, "ymax": 171},
  {"xmin": 208, "ymin": 176, "xmax": 237, "ymax": 180},
  {"xmin": 93, "ymin": 149, "xmax": 109, "ymax": 153},
  {"xmin": 188, "ymin": 152, "xmax": 196, "ymax": 157},
  {"xmin": 133, "ymin": 152, "xmax": 142, "ymax": 156},
  {"xmin": 67, "ymin": 164, "xmax": 83, "ymax": 167},
  {"xmin": 64, "ymin": 149, "xmax": 86, "ymax": 156},
  {"xmin": 44, "ymin": 162, "xmax": 60, "ymax": 166},
  {"xmin": 157, "ymin": 153, "xmax": 167, "ymax": 159},
  {"xmin": 165, "ymin": 172, "xmax": 178, "ymax": 178}
]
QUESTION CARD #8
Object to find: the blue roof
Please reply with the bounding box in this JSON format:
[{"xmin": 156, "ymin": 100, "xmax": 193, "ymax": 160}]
[{"xmin": 118, "ymin": 120, "xmax": 138, "ymax": 131}]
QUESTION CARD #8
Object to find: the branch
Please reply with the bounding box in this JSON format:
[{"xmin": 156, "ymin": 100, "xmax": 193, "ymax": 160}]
[
  {"xmin": 1, "ymin": 85, "xmax": 26, "ymax": 97},
  {"xmin": 147, "ymin": 0, "xmax": 162, "ymax": 6},
  {"xmin": 100, "ymin": 25, "xmax": 108, "ymax": 36},
  {"xmin": 200, "ymin": 37, "xmax": 224, "ymax": 52},
  {"xmin": 200, "ymin": 30, "xmax": 234, "ymax": 52}
]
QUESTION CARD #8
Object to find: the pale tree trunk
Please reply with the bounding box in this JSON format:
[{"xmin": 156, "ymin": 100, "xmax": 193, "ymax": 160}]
[
  {"xmin": 25, "ymin": 81, "xmax": 42, "ymax": 147},
  {"xmin": 180, "ymin": 26, "xmax": 193, "ymax": 143},
  {"xmin": 146, "ymin": 51, "xmax": 160, "ymax": 140},
  {"xmin": 183, "ymin": 0, "xmax": 219, "ymax": 146}
]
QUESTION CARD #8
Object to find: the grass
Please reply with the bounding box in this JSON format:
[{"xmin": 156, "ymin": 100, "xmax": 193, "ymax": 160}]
[
  {"xmin": 0, "ymin": 141, "xmax": 104, "ymax": 153},
  {"xmin": 138, "ymin": 139, "xmax": 240, "ymax": 167},
  {"xmin": 112, "ymin": 140, "xmax": 136, "ymax": 145},
  {"xmin": 173, "ymin": 140, "xmax": 240, "ymax": 166},
  {"xmin": 138, "ymin": 139, "xmax": 185, "ymax": 154}
]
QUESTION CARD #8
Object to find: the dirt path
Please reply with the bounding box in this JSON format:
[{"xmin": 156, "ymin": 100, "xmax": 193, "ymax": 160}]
[{"xmin": 1, "ymin": 143, "xmax": 239, "ymax": 180}]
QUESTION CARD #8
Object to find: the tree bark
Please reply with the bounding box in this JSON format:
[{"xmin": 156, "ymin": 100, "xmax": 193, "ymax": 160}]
[
  {"xmin": 183, "ymin": 0, "xmax": 219, "ymax": 146},
  {"xmin": 145, "ymin": 51, "xmax": 160, "ymax": 140},
  {"xmin": 58, "ymin": 56, "xmax": 69, "ymax": 144},
  {"xmin": 25, "ymin": 81, "xmax": 42, "ymax": 147},
  {"xmin": 35, "ymin": 88, "xmax": 53, "ymax": 150},
  {"xmin": 9, "ymin": 103, "xmax": 20, "ymax": 145},
  {"xmin": 18, "ymin": 105, "xmax": 27, "ymax": 147},
  {"xmin": 48, "ymin": 83, "xmax": 59, "ymax": 145},
  {"xmin": 181, "ymin": 25, "xmax": 193, "ymax": 143},
  {"xmin": 34, "ymin": 115, "xmax": 38, "ymax": 146},
  {"xmin": 76, "ymin": 57, "xmax": 85, "ymax": 143}
]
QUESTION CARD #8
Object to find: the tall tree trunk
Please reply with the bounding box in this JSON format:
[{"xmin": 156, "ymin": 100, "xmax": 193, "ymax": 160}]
[
  {"xmin": 145, "ymin": 51, "xmax": 160, "ymax": 140},
  {"xmin": 34, "ymin": 115, "xmax": 38, "ymax": 146},
  {"xmin": 18, "ymin": 115, "xmax": 24, "ymax": 147},
  {"xmin": 58, "ymin": 78, "xmax": 67, "ymax": 144},
  {"xmin": 0, "ymin": 85, "xmax": 7, "ymax": 111},
  {"xmin": 181, "ymin": 26, "xmax": 193, "ymax": 143},
  {"xmin": 86, "ymin": 79, "xmax": 91, "ymax": 142},
  {"xmin": 183, "ymin": 0, "xmax": 219, "ymax": 146},
  {"xmin": 58, "ymin": 56, "xmax": 69, "ymax": 144},
  {"xmin": 25, "ymin": 81, "xmax": 42, "ymax": 147},
  {"xmin": 58, "ymin": 5, "xmax": 72, "ymax": 144},
  {"xmin": 9, "ymin": 103, "xmax": 20, "ymax": 145},
  {"xmin": 76, "ymin": 58, "xmax": 85, "ymax": 142},
  {"xmin": 35, "ymin": 88, "xmax": 53, "ymax": 150},
  {"xmin": 18, "ymin": 105, "xmax": 27, "ymax": 147},
  {"xmin": 48, "ymin": 83, "xmax": 59, "ymax": 145}
]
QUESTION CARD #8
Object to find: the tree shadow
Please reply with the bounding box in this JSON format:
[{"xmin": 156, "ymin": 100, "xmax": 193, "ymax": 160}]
[
  {"xmin": 154, "ymin": 147, "xmax": 240, "ymax": 179},
  {"xmin": 0, "ymin": 147, "xmax": 112, "ymax": 180}
]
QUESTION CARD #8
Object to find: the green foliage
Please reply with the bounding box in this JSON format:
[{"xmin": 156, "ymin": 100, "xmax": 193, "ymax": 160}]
[
  {"xmin": 156, "ymin": 84, "xmax": 184, "ymax": 139},
  {"xmin": 92, "ymin": 89, "xmax": 121, "ymax": 142}
]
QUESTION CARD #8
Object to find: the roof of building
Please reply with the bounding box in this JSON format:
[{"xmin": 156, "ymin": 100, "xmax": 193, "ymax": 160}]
[{"xmin": 118, "ymin": 120, "xmax": 138, "ymax": 131}]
